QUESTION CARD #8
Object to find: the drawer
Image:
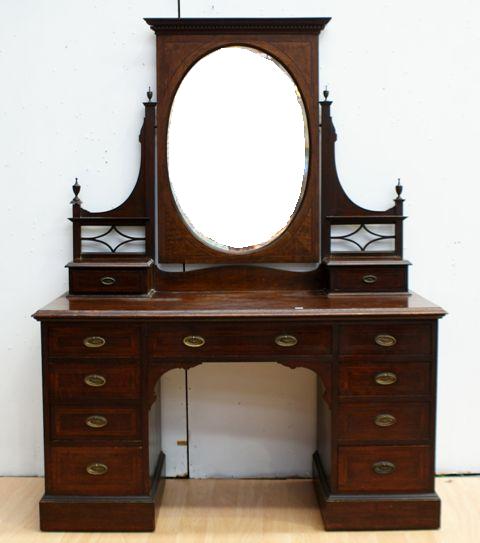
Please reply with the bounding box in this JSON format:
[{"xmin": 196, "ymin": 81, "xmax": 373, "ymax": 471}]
[
  {"xmin": 51, "ymin": 406, "xmax": 141, "ymax": 440},
  {"xmin": 338, "ymin": 445, "xmax": 433, "ymax": 493},
  {"xmin": 47, "ymin": 323, "xmax": 140, "ymax": 358},
  {"xmin": 337, "ymin": 401, "xmax": 431, "ymax": 442},
  {"xmin": 339, "ymin": 323, "xmax": 432, "ymax": 356},
  {"xmin": 49, "ymin": 363, "xmax": 140, "ymax": 401},
  {"xmin": 69, "ymin": 268, "xmax": 149, "ymax": 295},
  {"xmin": 148, "ymin": 321, "xmax": 332, "ymax": 359},
  {"xmin": 48, "ymin": 445, "xmax": 145, "ymax": 495},
  {"xmin": 329, "ymin": 266, "xmax": 407, "ymax": 293},
  {"xmin": 339, "ymin": 362, "xmax": 431, "ymax": 396}
]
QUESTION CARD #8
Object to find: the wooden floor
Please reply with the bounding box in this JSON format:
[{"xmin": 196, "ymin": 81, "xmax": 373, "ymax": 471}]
[{"xmin": 0, "ymin": 477, "xmax": 479, "ymax": 542}]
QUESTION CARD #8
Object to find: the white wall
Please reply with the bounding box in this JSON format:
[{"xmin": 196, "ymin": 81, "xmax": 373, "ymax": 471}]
[{"xmin": 0, "ymin": 0, "xmax": 479, "ymax": 476}]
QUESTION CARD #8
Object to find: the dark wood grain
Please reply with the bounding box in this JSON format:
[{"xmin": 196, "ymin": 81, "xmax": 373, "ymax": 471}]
[
  {"xmin": 69, "ymin": 268, "xmax": 149, "ymax": 295},
  {"xmin": 339, "ymin": 322, "xmax": 432, "ymax": 355},
  {"xmin": 48, "ymin": 362, "xmax": 141, "ymax": 401},
  {"xmin": 148, "ymin": 321, "xmax": 332, "ymax": 360},
  {"xmin": 337, "ymin": 445, "xmax": 433, "ymax": 493},
  {"xmin": 338, "ymin": 361, "xmax": 431, "ymax": 397},
  {"xmin": 33, "ymin": 291, "xmax": 446, "ymax": 320},
  {"xmin": 337, "ymin": 401, "xmax": 431, "ymax": 442},
  {"xmin": 47, "ymin": 445, "xmax": 145, "ymax": 495},
  {"xmin": 328, "ymin": 265, "xmax": 408, "ymax": 293},
  {"xmin": 51, "ymin": 406, "xmax": 141, "ymax": 440},
  {"xmin": 47, "ymin": 323, "xmax": 140, "ymax": 358}
]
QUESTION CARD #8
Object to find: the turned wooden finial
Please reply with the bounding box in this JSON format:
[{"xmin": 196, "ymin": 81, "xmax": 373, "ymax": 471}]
[
  {"xmin": 323, "ymin": 86, "xmax": 329, "ymax": 101},
  {"xmin": 70, "ymin": 177, "xmax": 82, "ymax": 205},
  {"xmin": 147, "ymin": 86, "xmax": 153, "ymax": 102},
  {"xmin": 395, "ymin": 178, "xmax": 404, "ymax": 201}
]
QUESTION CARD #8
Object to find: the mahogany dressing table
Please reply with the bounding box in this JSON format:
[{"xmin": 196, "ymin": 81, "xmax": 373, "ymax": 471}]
[{"xmin": 33, "ymin": 18, "xmax": 446, "ymax": 532}]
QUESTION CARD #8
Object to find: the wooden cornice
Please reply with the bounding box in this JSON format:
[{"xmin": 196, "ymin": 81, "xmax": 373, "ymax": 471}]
[{"xmin": 144, "ymin": 17, "xmax": 331, "ymax": 34}]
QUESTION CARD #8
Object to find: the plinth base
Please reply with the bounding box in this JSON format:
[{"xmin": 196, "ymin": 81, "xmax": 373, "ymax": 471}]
[
  {"xmin": 312, "ymin": 452, "xmax": 440, "ymax": 530},
  {"xmin": 40, "ymin": 452, "xmax": 165, "ymax": 531}
]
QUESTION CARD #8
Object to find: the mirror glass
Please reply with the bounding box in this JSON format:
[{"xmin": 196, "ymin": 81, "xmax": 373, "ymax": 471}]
[{"xmin": 167, "ymin": 46, "xmax": 309, "ymax": 253}]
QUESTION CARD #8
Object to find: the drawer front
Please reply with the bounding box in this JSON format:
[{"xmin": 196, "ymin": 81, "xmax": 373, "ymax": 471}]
[
  {"xmin": 339, "ymin": 323, "xmax": 432, "ymax": 356},
  {"xmin": 48, "ymin": 324, "xmax": 140, "ymax": 358},
  {"xmin": 69, "ymin": 269, "xmax": 148, "ymax": 295},
  {"xmin": 330, "ymin": 266, "xmax": 407, "ymax": 293},
  {"xmin": 49, "ymin": 363, "xmax": 140, "ymax": 401},
  {"xmin": 148, "ymin": 322, "xmax": 332, "ymax": 359},
  {"xmin": 48, "ymin": 446, "xmax": 145, "ymax": 495},
  {"xmin": 339, "ymin": 362, "xmax": 431, "ymax": 396},
  {"xmin": 51, "ymin": 406, "xmax": 141, "ymax": 440},
  {"xmin": 337, "ymin": 401, "xmax": 431, "ymax": 442},
  {"xmin": 338, "ymin": 445, "xmax": 433, "ymax": 493}
]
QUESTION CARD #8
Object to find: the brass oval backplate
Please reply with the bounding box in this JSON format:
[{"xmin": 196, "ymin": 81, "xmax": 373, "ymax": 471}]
[
  {"xmin": 84, "ymin": 374, "xmax": 107, "ymax": 388},
  {"xmin": 374, "ymin": 413, "xmax": 397, "ymax": 427},
  {"xmin": 374, "ymin": 334, "xmax": 397, "ymax": 347},
  {"xmin": 83, "ymin": 336, "xmax": 106, "ymax": 348},
  {"xmin": 372, "ymin": 460, "xmax": 396, "ymax": 475},
  {"xmin": 85, "ymin": 415, "xmax": 108, "ymax": 428},
  {"xmin": 100, "ymin": 276, "xmax": 116, "ymax": 286},
  {"xmin": 274, "ymin": 334, "xmax": 298, "ymax": 347},
  {"xmin": 86, "ymin": 462, "xmax": 108, "ymax": 476},
  {"xmin": 362, "ymin": 274, "xmax": 378, "ymax": 284},
  {"xmin": 374, "ymin": 371, "xmax": 397, "ymax": 386},
  {"xmin": 183, "ymin": 335, "xmax": 206, "ymax": 348}
]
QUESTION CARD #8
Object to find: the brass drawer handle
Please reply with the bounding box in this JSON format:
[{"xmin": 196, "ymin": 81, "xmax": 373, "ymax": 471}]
[
  {"xmin": 374, "ymin": 413, "xmax": 397, "ymax": 427},
  {"xmin": 372, "ymin": 461, "xmax": 396, "ymax": 475},
  {"xmin": 84, "ymin": 374, "xmax": 107, "ymax": 387},
  {"xmin": 183, "ymin": 335, "xmax": 205, "ymax": 348},
  {"xmin": 374, "ymin": 334, "xmax": 397, "ymax": 347},
  {"xmin": 85, "ymin": 415, "xmax": 108, "ymax": 428},
  {"xmin": 275, "ymin": 334, "xmax": 298, "ymax": 347},
  {"xmin": 362, "ymin": 274, "xmax": 378, "ymax": 284},
  {"xmin": 100, "ymin": 276, "xmax": 116, "ymax": 286},
  {"xmin": 374, "ymin": 371, "xmax": 397, "ymax": 386},
  {"xmin": 86, "ymin": 463, "xmax": 108, "ymax": 476},
  {"xmin": 83, "ymin": 336, "xmax": 106, "ymax": 348}
]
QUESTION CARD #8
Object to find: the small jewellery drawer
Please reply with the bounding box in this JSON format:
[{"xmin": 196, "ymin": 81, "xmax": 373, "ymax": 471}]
[
  {"xmin": 329, "ymin": 266, "xmax": 407, "ymax": 293},
  {"xmin": 339, "ymin": 323, "xmax": 432, "ymax": 356},
  {"xmin": 48, "ymin": 445, "xmax": 144, "ymax": 495},
  {"xmin": 69, "ymin": 268, "xmax": 149, "ymax": 295},
  {"xmin": 48, "ymin": 363, "xmax": 140, "ymax": 401},
  {"xmin": 47, "ymin": 323, "xmax": 140, "ymax": 358},
  {"xmin": 339, "ymin": 362, "xmax": 431, "ymax": 396},
  {"xmin": 337, "ymin": 401, "xmax": 431, "ymax": 442},
  {"xmin": 338, "ymin": 445, "xmax": 433, "ymax": 493},
  {"xmin": 148, "ymin": 321, "xmax": 332, "ymax": 359},
  {"xmin": 51, "ymin": 406, "xmax": 141, "ymax": 440}
]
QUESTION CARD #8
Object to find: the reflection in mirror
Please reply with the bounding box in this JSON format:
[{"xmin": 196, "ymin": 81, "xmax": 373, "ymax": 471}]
[{"xmin": 167, "ymin": 46, "xmax": 309, "ymax": 253}]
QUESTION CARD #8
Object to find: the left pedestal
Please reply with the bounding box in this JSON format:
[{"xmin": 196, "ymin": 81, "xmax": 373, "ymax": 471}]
[{"xmin": 38, "ymin": 320, "xmax": 163, "ymax": 531}]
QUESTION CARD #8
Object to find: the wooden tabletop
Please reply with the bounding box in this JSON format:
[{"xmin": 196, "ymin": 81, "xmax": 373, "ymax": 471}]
[{"xmin": 33, "ymin": 291, "xmax": 446, "ymax": 320}]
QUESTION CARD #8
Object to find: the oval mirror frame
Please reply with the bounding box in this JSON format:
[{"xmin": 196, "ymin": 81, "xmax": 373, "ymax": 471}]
[
  {"xmin": 156, "ymin": 31, "xmax": 320, "ymax": 263},
  {"xmin": 167, "ymin": 46, "xmax": 310, "ymax": 254}
]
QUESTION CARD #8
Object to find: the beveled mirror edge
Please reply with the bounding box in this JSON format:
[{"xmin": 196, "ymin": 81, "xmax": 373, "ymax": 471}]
[{"xmin": 166, "ymin": 45, "xmax": 311, "ymax": 255}]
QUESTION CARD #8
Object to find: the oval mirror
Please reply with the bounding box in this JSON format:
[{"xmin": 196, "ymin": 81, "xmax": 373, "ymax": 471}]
[{"xmin": 167, "ymin": 46, "xmax": 309, "ymax": 253}]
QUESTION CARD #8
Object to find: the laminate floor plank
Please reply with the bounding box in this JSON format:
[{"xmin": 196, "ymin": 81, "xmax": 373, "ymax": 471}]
[{"xmin": 0, "ymin": 477, "xmax": 478, "ymax": 543}]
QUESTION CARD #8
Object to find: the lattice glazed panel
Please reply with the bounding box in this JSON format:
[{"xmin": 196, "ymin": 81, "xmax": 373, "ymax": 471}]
[
  {"xmin": 81, "ymin": 226, "xmax": 146, "ymax": 254},
  {"xmin": 330, "ymin": 224, "xmax": 395, "ymax": 253}
]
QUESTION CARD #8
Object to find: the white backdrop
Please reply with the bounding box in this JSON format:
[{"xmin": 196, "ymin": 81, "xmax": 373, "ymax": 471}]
[{"xmin": 0, "ymin": 0, "xmax": 479, "ymax": 477}]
